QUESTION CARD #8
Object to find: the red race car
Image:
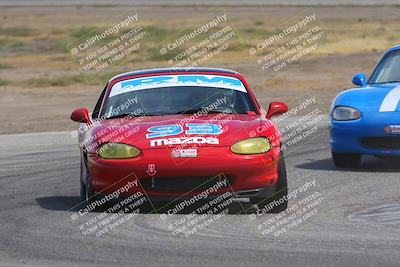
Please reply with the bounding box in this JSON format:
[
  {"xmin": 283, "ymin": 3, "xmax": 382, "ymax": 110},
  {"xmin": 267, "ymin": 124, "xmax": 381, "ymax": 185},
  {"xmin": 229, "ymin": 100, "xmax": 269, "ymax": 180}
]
[{"xmin": 71, "ymin": 68, "xmax": 289, "ymax": 212}]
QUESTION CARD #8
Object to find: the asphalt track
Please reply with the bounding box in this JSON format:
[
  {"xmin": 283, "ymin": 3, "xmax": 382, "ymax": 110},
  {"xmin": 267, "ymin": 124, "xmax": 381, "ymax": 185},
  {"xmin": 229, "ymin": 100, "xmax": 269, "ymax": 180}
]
[{"xmin": 1, "ymin": 119, "xmax": 400, "ymax": 267}]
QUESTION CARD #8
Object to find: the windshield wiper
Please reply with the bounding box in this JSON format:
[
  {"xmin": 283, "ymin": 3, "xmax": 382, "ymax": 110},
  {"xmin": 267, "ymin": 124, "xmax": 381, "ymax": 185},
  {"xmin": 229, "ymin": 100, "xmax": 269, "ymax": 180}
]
[
  {"xmin": 106, "ymin": 113, "xmax": 146, "ymax": 119},
  {"xmin": 176, "ymin": 109, "xmax": 233, "ymax": 115}
]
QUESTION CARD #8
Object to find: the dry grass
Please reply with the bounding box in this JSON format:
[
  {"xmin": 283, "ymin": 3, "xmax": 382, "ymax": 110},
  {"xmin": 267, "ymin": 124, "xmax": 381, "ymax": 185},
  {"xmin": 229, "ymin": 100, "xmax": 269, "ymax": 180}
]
[
  {"xmin": 0, "ymin": 7, "xmax": 398, "ymax": 85},
  {"xmin": 0, "ymin": 5, "xmax": 398, "ymax": 133}
]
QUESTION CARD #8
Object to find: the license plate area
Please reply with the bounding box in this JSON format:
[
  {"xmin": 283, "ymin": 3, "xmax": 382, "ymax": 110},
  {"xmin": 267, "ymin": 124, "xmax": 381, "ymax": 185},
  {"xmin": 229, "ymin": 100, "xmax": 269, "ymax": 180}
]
[
  {"xmin": 171, "ymin": 148, "xmax": 197, "ymax": 158},
  {"xmin": 384, "ymin": 125, "xmax": 400, "ymax": 135}
]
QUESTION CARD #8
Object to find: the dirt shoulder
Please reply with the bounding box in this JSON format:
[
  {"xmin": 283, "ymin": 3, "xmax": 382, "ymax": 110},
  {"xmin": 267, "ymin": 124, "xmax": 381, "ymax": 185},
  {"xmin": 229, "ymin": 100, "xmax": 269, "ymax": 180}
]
[{"xmin": 0, "ymin": 5, "xmax": 395, "ymax": 134}]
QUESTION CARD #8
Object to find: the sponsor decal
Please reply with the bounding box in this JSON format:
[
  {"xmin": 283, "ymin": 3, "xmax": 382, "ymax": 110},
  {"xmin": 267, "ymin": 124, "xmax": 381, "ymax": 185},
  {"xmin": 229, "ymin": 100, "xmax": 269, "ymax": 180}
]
[
  {"xmin": 384, "ymin": 125, "xmax": 400, "ymax": 135},
  {"xmin": 379, "ymin": 86, "xmax": 400, "ymax": 112},
  {"xmin": 150, "ymin": 137, "xmax": 219, "ymax": 147},
  {"xmin": 146, "ymin": 123, "xmax": 222, "ymax": 147},
  {"xmin": 146, "ymin": 123, "xmax": 222, "ymax": 138},
  {"xmin": 171, "ymin": 149, "xmax": 198, "ymax": 158},
  {"xmin": 110, "ymin": 74, "xmax": 247, "ymax": 97}
]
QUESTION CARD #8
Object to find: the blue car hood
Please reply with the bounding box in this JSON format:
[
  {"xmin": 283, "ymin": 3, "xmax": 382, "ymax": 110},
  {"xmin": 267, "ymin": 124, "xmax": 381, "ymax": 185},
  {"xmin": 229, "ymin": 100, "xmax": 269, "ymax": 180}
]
[{"xmin": 333, "ymin": 83, "xmax": 400, "ymax": 113}]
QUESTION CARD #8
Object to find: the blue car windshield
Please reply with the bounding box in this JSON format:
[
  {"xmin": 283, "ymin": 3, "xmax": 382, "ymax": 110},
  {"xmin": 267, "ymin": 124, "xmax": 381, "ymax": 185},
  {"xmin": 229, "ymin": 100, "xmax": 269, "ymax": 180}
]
[{"xmin": 369, "ymin": 50, "xmax": 400, "ymax": 84}]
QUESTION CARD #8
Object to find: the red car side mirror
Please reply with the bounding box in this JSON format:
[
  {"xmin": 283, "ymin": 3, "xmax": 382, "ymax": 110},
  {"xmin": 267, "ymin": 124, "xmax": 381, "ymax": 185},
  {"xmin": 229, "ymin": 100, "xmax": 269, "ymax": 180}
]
[
  {"xmin": 266, "ymin": 102, "xmax": 288, "ymax": 119},
  {"xmin": 70, "ymin": 108, "xmax": 91, "ymax": 125}
]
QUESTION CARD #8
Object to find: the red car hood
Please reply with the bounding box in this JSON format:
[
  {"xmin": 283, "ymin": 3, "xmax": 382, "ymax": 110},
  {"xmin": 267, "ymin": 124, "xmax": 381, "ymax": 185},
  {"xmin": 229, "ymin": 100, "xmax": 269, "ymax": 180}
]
[{"xmin": 85, "ymin": 114, "xmax": 273, "ymax": 150}]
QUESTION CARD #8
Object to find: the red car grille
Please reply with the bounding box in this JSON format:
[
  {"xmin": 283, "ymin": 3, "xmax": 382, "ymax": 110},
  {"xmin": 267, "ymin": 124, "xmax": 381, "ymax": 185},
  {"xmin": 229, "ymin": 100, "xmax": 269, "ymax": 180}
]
[{"xmin": 141, "ymin": 174, "xmax": 233, "ymax": 193}]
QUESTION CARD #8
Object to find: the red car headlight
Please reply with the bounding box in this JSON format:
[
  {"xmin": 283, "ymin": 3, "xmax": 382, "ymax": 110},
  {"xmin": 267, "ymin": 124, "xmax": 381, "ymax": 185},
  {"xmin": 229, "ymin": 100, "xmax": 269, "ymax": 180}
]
[
  {"xmin": 230, "ymin": 137, "xmax": 271, "ymax": 155},
  {"xmin": 98, "ymin": 143, "xmax": 140, "ymax": 159}
]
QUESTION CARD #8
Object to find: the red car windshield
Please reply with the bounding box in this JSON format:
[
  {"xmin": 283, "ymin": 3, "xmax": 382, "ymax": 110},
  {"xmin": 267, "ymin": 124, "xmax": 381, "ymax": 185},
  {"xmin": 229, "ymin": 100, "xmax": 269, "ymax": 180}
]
[{"xmin": 102, "ymin": 86, "xmax": 257, "ymax": 118}]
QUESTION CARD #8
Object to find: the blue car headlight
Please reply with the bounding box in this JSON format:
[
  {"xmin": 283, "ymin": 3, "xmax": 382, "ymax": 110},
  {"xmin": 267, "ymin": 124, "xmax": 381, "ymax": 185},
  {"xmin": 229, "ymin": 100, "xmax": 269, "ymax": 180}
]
[{"xmin": 332, "ymin": 106, "xmax": 361, "ymax": 121}]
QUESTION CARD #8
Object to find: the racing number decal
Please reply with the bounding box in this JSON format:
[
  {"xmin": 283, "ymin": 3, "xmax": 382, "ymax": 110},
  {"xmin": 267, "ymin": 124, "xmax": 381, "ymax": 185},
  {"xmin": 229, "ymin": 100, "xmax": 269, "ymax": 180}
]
[
  {"xmin": 146, "ymin": 123, "xmax": 222, "ymax": 138},
  {"xmin": 379, "ymin": 86, "xmax": 400, "ymax": 112},
  {"xmin": 185, "ymin": 124, "xmax": 222, "ymax": 135},
  {"xmin": 146, "ymin": 125, "xmax": 183, "ymax": 138}
]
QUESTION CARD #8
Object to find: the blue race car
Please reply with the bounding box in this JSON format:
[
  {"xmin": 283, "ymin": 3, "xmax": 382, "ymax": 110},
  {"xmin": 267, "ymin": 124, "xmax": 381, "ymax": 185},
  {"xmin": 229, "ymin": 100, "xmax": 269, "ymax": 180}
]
[{"xmin": 330, "ymin": 45, "xmax": 400, "ymax": 167}]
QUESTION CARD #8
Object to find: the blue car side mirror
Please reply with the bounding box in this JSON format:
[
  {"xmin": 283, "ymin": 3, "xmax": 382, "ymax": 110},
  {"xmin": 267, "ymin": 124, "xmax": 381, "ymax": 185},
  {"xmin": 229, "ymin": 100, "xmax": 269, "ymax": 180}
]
[{"xmin": 352, "ymin": 73, "xmax": 367, "ymax": 87}]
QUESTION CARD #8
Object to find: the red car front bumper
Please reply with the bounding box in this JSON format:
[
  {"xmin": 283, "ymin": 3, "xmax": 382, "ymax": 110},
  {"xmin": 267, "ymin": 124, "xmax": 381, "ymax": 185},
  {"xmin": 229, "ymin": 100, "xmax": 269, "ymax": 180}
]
[{"xmin": 86, "ymin": 146, "xmax": 280, "ymax": 200}]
